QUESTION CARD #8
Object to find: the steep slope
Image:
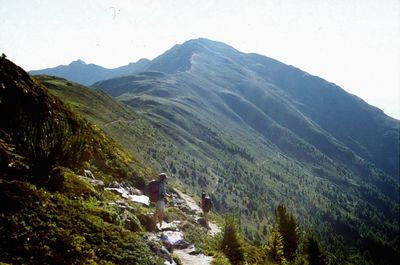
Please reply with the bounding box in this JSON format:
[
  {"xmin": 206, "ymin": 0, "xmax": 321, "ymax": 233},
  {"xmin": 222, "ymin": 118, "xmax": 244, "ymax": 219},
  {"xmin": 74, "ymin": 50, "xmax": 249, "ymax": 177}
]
[
  {"xmin": 0, "ymin": 57, "xmax": 165, "ymax": 264},
  {"xmin": 29, "ymin": 58, "xmax": 150, "ymax": 86},
  {"xmin": 90, "ymin": 38, "xmax": 399, "ymax": 264},
  {"xmin": 145, "ymin": 38, "xmax": 399, "ymax": 179},
  {"xmin": 35, "ymin": 74, "xmax": 172, "ymax": 170}
]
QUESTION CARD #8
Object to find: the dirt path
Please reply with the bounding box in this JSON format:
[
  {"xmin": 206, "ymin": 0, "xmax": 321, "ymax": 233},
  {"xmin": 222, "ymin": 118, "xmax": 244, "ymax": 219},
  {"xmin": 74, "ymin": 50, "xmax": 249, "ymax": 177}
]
[
  {"xmin": 171, "ymin": 189, "xmax": 221, "ymax": 265},
  {"xmin": 175, "ymin": 189, "xmax": 221, "ymax": 235},
  {"xmin": 174, "ymin": 246, "xmax": 214, "ymax": 265},
  {"xmin": 104, "ymin": 182, "xmax": 219, "ymax": 265}
]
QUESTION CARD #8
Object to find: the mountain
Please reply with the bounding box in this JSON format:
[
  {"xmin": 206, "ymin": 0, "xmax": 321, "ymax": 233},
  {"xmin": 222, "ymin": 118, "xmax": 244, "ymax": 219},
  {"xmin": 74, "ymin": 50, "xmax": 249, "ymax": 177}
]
[
  {"xmin": 88, "ymin": 38, "xmax": 399, "ymax": 264},
  {"xmin": 26, "ymin": 38, "xmax": 399, "ymax": 264},
  {"xmin": 29, "ymin": 58, "xmax": 150, "ymax": 86},
  {"xmin": 2, "ymin": 56, "xmax": 328, "ymax": 265}
]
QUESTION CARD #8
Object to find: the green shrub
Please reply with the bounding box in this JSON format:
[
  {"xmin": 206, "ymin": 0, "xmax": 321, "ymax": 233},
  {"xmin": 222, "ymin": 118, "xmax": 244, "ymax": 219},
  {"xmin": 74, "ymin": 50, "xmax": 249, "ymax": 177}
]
[
  {"xmin": 211, "ymin": 252, "xmax": 231, "ymax": 265},
  {"xmin": 171, "ymin": 254, "xmax": 183, "ymax": 265},
  {"xmin": 0, "ymin": 179, "xmax": 162, "ymax": 265},
  {"xmin": 165, "ymin": 207, "xmax": 187, "ymax": 223},
  {"xmin": 138, "ymin": 211, "xmax": 157, "ymax": 232}
]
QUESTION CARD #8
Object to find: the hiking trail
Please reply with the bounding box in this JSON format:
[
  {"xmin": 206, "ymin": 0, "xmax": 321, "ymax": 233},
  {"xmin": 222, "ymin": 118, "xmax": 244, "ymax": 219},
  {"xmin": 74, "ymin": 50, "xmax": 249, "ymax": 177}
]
[{"xmin": 98, "ymin": 176, "xmax": 220, "ymax": 265}]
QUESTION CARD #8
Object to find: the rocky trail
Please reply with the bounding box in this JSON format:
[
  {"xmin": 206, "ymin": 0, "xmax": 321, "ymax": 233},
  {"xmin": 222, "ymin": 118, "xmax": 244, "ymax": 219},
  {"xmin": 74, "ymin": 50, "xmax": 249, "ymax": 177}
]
[{"xmin": 89, "ymin": 174, "xmax": 220, "ymax": 265}]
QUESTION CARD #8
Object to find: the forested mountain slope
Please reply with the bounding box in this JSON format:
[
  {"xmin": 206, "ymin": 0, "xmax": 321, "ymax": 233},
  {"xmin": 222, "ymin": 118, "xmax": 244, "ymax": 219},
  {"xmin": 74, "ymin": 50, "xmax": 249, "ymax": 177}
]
[{"xmin": 34, "ymin": 39, "xmax": 399, "ymax": 264}]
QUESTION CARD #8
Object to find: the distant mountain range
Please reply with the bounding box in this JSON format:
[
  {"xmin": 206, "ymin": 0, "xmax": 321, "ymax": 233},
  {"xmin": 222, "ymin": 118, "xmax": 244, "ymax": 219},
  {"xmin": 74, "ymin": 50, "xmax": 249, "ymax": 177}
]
[
  {"xmin": 30, "ymin": 58, "xmax": 151, "ymax": 85},
  {"xmin": 31, "ymin": 38, "xmax": 399, "ymax": 264}
]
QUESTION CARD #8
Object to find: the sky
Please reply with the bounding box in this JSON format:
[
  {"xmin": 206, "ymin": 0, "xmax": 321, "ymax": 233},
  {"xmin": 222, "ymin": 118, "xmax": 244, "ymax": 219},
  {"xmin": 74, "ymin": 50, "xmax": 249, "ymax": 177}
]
[{"xmin": 1, "ymin": 0, "xmax": 399, "ymax": 119}]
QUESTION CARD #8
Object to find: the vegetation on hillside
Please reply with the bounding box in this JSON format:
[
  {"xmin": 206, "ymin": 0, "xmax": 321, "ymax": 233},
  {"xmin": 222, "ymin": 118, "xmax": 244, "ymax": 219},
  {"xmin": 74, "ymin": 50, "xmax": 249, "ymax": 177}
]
[
  {"xmin": 21, "ymin": 39, "xmax": 399, "ymax": 265},
  {"xmin": 87, "ymin": 39, "xmax": 399, "ymax": 265},
  {"xmin": 0, "ymin": 57, "xmax": 337, "ymax": 265},
  {"xmin": 192, "ymin": 205, "xmax": 330, "ymax": 265},
  {"xmin": 36, "ymin": 70, "xmax": 399, "ymax": 265},
  {"xmin": 0, "ymin": 57, "xmax": 161, "ymax": 264}
]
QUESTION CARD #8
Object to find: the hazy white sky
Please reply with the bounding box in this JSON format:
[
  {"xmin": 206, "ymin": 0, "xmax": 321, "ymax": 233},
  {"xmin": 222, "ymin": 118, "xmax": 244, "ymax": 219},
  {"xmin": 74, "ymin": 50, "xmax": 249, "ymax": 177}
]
[{"xmin": 1, "ymin": 0, "xmax": 399, "ymax": 119}]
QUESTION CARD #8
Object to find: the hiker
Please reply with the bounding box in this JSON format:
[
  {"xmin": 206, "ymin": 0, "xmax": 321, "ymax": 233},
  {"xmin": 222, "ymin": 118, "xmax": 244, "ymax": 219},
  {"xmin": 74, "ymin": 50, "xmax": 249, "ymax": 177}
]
[
  {"xmin": 149, "ymin": 173, "xmax": 168, "ymax": 228},
  {"xmin": 200, "ymin": 191, "xmax": 213, "ymax": 228}
]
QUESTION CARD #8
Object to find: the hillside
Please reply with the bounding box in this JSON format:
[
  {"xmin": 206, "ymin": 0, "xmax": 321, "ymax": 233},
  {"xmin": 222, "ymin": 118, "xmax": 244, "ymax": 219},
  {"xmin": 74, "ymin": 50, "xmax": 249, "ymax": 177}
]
[
  {"xmin": 29, "ymin": 58, "xmax": 150, "ymax": 86},
  {"xmin": 3, "ymin": 56, "xmax": 335, "ymax": 265},
  {"xmin": 89, "ymin": 39, "xmax": 399, "ymax": 264},
  {"xmin": 29, "ymin": 38, "xmax": 400, "ymax": 263},
  {"xmin": 0, "ymin": 56, "xmax": 170, "ymax": 264}
]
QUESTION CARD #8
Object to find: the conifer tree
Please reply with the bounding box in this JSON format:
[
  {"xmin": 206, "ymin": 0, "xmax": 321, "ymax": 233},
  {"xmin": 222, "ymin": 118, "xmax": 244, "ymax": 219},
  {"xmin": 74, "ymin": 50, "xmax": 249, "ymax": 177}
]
[
  {"xmin": 220, "ymin": 216, "xmax": 245, "ymax": 265},
  {"xmin": 304, "ymin": 234, "xmax": 327, "ymax": 265},
  {"xmin": 275, "ymin": 204, "xmax": 299, "ymax": 261},
  {"xmin": 264, "ymin": 226, "xmax": 288, "ymax": 265}
]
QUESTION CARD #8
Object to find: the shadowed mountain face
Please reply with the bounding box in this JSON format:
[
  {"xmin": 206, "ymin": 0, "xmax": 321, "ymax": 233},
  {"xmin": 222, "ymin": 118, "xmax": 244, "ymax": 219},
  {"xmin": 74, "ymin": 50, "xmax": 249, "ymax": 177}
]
[
  {"xmin": 29, "ymin": 58, "xmax": 150, "ymax": 86},
  {"xmin": 95, "ymin": 38, "xmax": 399, "ymax": 180},
  {"xmin": 32, "ymin": 39, "xmax": 399, "ymax": 263}
]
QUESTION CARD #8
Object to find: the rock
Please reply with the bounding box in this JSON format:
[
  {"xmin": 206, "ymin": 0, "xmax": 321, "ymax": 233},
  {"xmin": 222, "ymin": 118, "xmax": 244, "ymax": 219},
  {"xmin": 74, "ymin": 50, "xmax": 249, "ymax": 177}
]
[
  {"xmin": 83, "ymin": 169, "xmax": 95, "ymax": 179},
  {"xmin": 197, "ymin": 217, "xmax": 208, "ymax": 227},
  {"xmin": 105, "ymin": 187, "xmax": 126, "ymax": 195},
  {"xmin": 108, "ymin": 181, "xmax": 121, "ymax": 189},
  {"xmin": 174, "ymin": 246, "xmax": 214, "ymax": 265},
  {"xmin": 122, "ymin": 210, "xmax": 143, "ymax": 232},
  {"xmin": 78, "ymin": 175, "xmax": 105, "ymax": 188},
  {"xmin": 88, "ymin": 179, "xmax": 105, "ymax": 187},
  {"xmin": 157, "ymin": 220, "xmax": 181, "ymax": 231},
  {"xmin": 128, "ymin": 194, "xmax": 150, "ymax": 206},
  {"xmin": 129, "ymin": 187, "xmax": 142, "ymax": 195},
  {"xmin": 174, "ymin": 240, "xmax": 190, "ymax": 250},
  {"xmin": 146, "ymin": 234, "xmax": 174, "ymax": 263},
  {"xmin": 179, "ymin": 205, "xmax": 197, "ymax": 215},
  {"xmin": 139, "ymin": 213, "xmax": 157, "ymax": 232},
  {"xmin": 158, "ymin": 230, "xmax": 191, "ymax": 250}
]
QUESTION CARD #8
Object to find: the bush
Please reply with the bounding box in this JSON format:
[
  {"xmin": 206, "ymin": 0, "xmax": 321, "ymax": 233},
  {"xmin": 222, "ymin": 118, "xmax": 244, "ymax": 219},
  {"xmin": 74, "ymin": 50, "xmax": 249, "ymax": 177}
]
[
  {"xmin": 0, "ymin": 180, "xmax": 162, "ymax": 265},
  {"xmin": 19, "ymin": 117, "xmax": 86, "ymax": 182},
  {"xmin": 211, "ymin": 252, "xmax": 231, "ymax": 265}
]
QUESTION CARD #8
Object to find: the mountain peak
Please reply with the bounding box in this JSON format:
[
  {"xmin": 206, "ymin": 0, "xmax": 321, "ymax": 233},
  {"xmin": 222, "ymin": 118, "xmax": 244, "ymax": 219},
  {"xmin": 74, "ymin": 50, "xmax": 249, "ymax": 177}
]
[
  {"xmin": 146, "ymin": 38, "xmax": 240, "ymax": 74},
  {"xmin": 69, "ymin": 59, "xmax": 86, "ymax": 66},
  {"xmin": 181, "ymin": 38, "xmax": 238, "ymax": 53}
]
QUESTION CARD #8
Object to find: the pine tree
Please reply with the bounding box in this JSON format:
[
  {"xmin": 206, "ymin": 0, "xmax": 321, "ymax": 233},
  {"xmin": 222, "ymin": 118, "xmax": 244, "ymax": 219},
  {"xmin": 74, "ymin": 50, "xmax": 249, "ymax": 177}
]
[
  {"xmin": 264, "ymin": 226, "xmax": 288, "ymax": 265},
  {"xmin": 304, "ymin": 234, "xmax": 327, "ymax": 265},
  {"xmin": 220, "ymin": 216, "xmax": 245, "ymax": 265},
  {"xmin": 275, "ymin": 204, "xmax": 299, "ymax": 261}
]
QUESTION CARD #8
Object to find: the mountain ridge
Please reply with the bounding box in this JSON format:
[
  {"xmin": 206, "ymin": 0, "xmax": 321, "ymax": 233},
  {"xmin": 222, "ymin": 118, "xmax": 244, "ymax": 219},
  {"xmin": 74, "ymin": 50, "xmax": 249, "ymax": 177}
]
[
  {"xmin": 34, "ymin": 82, "xmax": 398, "ymax": 265},
  {"xmin": 28, "ymin": 39, "xmax": 399, "ymax": 263},
  {"xmin": 93, "ymin": 38, "xmax": 399, "ymax": 179}
]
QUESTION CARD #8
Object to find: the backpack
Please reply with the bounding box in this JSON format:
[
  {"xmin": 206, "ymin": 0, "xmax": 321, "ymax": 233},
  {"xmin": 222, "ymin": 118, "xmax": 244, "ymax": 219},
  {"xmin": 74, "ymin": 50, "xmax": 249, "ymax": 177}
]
[
  {"xmin": 148, "ymin": 180, "xmax": 159, "ymax": 202},
  {"xmin": 202, "ymin": 196, "xmax": 213, "ymax": 212}
]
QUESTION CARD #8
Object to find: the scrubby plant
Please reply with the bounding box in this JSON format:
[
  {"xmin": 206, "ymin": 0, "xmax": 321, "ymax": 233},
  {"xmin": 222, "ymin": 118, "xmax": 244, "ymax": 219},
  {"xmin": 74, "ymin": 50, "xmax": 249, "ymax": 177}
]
[
  {"xmin": 0, "ymin": 179, "xmax": 162, "ymax": 265},
  {"xmin": 16, "ymin": 115, "xmax": 86, "ymax": 181},
  {"xmin": 211, "ymin": 252, "xmax": 231, "ymax": 265}
]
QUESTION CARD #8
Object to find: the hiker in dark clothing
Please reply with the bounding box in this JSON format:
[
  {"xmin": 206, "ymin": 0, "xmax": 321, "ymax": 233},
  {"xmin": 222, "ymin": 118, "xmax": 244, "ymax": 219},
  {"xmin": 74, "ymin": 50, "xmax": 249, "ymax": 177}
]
[
  {"xmin": 200, "ymin": 191, "xmax": 213, "ymax": 228},
  {"xmin": 154, "ymin": 173, "xmax": 168, "ymax": 228}
]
